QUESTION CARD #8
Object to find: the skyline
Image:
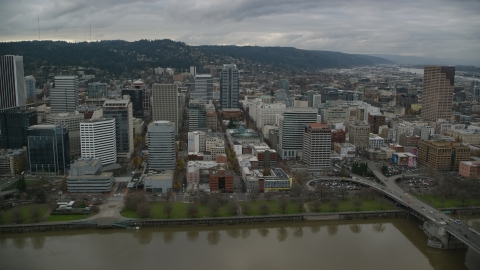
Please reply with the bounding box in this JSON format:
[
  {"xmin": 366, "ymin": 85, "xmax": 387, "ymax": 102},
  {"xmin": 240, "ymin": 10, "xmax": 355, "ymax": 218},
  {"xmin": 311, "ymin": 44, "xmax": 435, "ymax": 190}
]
[{"xmin": 0, "ymin": 0, "xmax": 480, "ymax": 62}]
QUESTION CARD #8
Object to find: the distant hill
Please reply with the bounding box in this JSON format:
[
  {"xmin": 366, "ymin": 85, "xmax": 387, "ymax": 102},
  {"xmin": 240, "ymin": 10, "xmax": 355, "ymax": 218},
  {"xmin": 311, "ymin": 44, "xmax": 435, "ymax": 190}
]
[
  {"xmin": 197, "ymin": 45, "xmax": 392, "ymax": 69},
  {"xmin": 0, "ymin": 40, "xmax": 393, "ymax": 75},
  {"xmin": 370, "ymin": 54, "xmax": 480, "ymax": 66}
]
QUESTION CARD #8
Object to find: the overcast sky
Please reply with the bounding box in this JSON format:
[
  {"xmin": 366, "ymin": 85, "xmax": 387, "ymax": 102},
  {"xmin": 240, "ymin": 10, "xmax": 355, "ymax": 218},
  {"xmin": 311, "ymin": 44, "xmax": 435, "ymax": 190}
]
[{"xmin": 1, "ymin": 0, "xmax": 479, "ymax": 61}]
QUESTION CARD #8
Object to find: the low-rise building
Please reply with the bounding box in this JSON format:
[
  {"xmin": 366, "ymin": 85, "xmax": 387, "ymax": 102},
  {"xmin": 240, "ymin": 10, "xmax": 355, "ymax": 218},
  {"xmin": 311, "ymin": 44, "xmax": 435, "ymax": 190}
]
[
  {"xmin": 369, "ymin": 134, "xmax": 385, "ymax": 149},
  {"xmin": 418, "ymin": 140, "xmax": 470, "ymax": 171},
  {"xmin": 143, "ymin": 169, "xmax": 174, "ymax": 194},
  {"xmin": 459, "ymin": 161, "xmax": 480, "ymax": 179},
  {"xmin": 264, "ymin": 168, "xmax": 291, "ymax": 192},
  {"xmin": 0, "ymin": 148, "xmax": 27, "ymax": 176},
  {"xmin": 209, "ymin": 169, "xmax": 234, "ymax": 193},
  {"xmin": 67, "ymin": 158, "xmax": 114, "ymax": 193}
]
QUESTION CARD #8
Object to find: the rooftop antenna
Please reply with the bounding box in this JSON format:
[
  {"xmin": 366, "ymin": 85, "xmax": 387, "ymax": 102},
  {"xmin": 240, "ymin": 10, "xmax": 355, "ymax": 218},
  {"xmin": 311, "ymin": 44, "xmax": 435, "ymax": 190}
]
[
  {"xmin": 37, "ymin": 17, "xmax": 40, "ymax": 40},
  {"xmin": 90, "ymin": 25, "xmax": 91, "ymax": 42}
]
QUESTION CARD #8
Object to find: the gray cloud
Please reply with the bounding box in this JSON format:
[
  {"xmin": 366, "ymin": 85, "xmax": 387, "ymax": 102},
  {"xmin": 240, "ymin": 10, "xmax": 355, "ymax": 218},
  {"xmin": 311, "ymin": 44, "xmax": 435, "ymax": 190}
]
[{"xmin": 0, "ymin": 0, "xmax": 479, "ymax": 61}]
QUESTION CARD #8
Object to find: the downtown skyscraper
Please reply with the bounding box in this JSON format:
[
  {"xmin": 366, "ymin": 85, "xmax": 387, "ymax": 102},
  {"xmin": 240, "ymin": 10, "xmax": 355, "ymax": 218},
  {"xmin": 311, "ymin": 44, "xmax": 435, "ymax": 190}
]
[
  {"xmin": 51, "ymin": 76, "xmax": 79, "ymax": 113},
  {"xmin": 152, "ymin": 83, "xmax": 178, "ymax": 134},
  {"xmin": 220, "ymin": 64, "xmax": 239, "ymax": 109},
  {"xmin": 421, "ymin": 66, "xmax": 455, "ymax": 121},
  {"xmin": 0, "ymin": 55, "xmax": 26, "ymax": 111}
]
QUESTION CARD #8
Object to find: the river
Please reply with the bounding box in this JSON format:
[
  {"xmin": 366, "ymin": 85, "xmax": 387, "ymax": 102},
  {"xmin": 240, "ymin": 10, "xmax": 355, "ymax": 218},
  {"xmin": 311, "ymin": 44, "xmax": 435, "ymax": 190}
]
[{"xmin": 1, "ymin": 216, "xmax": 480, "ymax": 270}]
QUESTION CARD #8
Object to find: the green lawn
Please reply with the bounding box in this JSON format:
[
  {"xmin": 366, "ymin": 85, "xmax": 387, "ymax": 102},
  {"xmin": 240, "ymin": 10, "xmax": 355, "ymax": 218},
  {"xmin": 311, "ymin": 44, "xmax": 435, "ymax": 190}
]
[
  {"xmin": 121, "ymin": 202, "xmax": 235, "ymax": 219},
  {"xmin": 2, "ymin": 179, "xmax": 50, "ymax": 191},
  {"xmin": 244, "ymin": 200, "xmax": 304, "ymax": 216},
  {"xmin": 308, "ymin": 198, "xmax": 395, "ymax": 213},
  {"xmin": 46, "ymin": 214, "xmax": 95, "ymax": 222},
  {"xmin": 0, "ymin": 204, "xmax": 48, "ymax": 224},
  {"xmin": 417, "ymin": 194, "xmax": 480, "ymax": 208}
]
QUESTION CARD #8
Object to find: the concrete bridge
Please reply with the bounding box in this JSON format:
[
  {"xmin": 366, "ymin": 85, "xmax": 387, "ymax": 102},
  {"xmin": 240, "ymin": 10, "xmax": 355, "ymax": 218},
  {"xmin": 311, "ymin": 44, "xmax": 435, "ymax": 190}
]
[{"xmin": 308, "ymin": 161, "xmax": 480, "ymax": 253}]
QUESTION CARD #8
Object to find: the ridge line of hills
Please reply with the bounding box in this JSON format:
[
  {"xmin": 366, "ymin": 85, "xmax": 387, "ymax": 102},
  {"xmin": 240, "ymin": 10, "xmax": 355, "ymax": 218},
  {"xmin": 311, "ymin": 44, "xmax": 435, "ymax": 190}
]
[{"xmin": 0, "ymin": 39, "xmax": 392, "ymax": 75}]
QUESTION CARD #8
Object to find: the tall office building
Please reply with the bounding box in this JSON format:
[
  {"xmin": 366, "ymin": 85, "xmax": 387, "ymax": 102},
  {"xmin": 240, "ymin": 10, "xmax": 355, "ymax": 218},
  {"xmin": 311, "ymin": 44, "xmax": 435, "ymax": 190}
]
[
  {"xmin": 51, "ymin": 76, "xmax": 78, "ymax": 113},
  {"xmin": 0, "ymin": 108, "xmax": 37, "ymax": 149},
  {"xmin": 0, "ymin": 55, "xmax": 26, "ymax": 110},
  {"xmin": 25, "ymin": 75, "xmax": 36, "ymax": 101},
  {"xmin": 27, "ymin": 124, "xmax": 70, "ymax": 175},
  {"xmin": 421, "ymin": 66, "xmax": 455, "ymax": 121},
  {"xmin": 190, "ymin": 74, "xmax": 213, "ymax": 102},
  {"xmin": 46, "ymin": 112, "xmax": 84, "ymax": 157},
  {"xmin": 349, "ymin": 122, "xmax": 370, "ymax": 151},
  {"xmin": 121, "ymin": 89, "xmax": 143, "ymax": 118},
  {"xmin": 220, "ymin": 64, "xmax": 239, "ymax": 109},
  {"xmin": 151, "ymin": 84, "xmax": 178, "ymax": 134},
  {"xmin": 277, "ymin": 108, "xmax": 318, "ymax": 160},
  {"xmin": 80, "ymin": 118, "xmax": 117, "ymax": 165},
  {"xmin": 302, "ymin": 123, "xmax": 331, "ymax": 173},
  {"xmin": 278, "ymin": 79, "xmax": 290, "ymax": 95},
  {"xmin": 103, "ymin": 98, "xmax": 134, "ymax": 159},
  {"xmin": 472, "ymin": 80, "xmax": 480, "ymax": 103},
  {"xmin": 188, "ymin": 102, "xmax": 207, "ymax": 132},
  {"xmin": 147, "ymin": 121, "xmax": 175, "ymax": 171},
  {"xmin": 87, "ymin": 82, "xmax": 107, "ymax": 99}
]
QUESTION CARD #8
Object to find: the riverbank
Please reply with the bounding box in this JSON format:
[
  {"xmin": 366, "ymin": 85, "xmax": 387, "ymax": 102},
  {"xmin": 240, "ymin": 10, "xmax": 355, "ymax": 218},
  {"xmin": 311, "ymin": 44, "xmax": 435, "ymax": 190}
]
[{"xmin": 0, "ymin": 210, "xmax": 407, "ymax": 233}]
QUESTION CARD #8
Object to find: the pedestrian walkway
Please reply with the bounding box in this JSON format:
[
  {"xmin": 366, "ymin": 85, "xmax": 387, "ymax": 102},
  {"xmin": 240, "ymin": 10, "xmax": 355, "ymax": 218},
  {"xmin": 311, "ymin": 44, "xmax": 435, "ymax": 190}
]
[{"xmin": 303, "ymin": 203, "xmax": 311, "ymax": 213}]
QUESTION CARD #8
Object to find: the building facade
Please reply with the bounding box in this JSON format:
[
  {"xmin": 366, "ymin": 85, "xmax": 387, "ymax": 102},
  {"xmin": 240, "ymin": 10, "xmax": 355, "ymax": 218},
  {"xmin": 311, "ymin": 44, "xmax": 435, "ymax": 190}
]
[
  {"xmin": 46, "ymin": 112, "xmax": 84, "ymax": 157},
  {"xmin": 302, "ymin": 123, "xmax": 332, "ymax": 173},
  {"xmin": 368, "ymin": 112, "xmax": 385, "ymax": 134},
  {"xmin": 103, "ymin": 98, "xmax": 134, "ymax": 159},
  {"xmin": 0, "ymin": 108, "xmax": 37, "ymax": 149},
  {"xmin": 459, "ymin": 161, "xmax": 480, "ymax": 179},
  {"xmin": 188, "ymin": 102, "xmax": 208, "ymax": 132},
  {"xmin": 25, "ymin": 75, "xmax": 36, "ymax": 101},
  {"xmin": 0, "ymin": 55, "xmax": 26, "ymax": 111},
  {"xmin": 87, "ymin": 82, "xmax": 107, "ymax": 99},
  {"xmin": 220, "ymin": 64, "xmax": 239, "ymax": 109},
  {"xmin": 80, "ymin": 118, "xmax": 117, "ymax": 165},
  {"xmin": 121, "ymin": 89, "xmax": 144, "ymax": 118},
  {"xmin": 418, "ymin": 140, "xmax": 470, "ymax": 171},
  {"xmin": 277, "ymin": 108, "xmax": 318, "ymax": 159},
  {"xmin": 27, "ymin": 124, "xmax": 70, "ymax": 175},
  {"xmin": 349, "ymin": 122, "xmax": 370, "ymax": 151},
  {"xmin": 67, "ymin": 158, "xmax": 114, "ymax": 193},
  {"xmin": 147, "ymin": 121, "xmax": 176, "ymax": 171},
  {"xmin": 51, "ymin": 76, "xmax": 79, "ymax": 113},
  {"xmin": 421, "ymin": 66, "xmax": 455, "ymax": 121},
  {"xmin": 191, "ymin": 74, "xmax": 213, "ymax": 102},
  {"xmin": 152, "ymin": 84, "xmax": 178, "ymax": 134}
]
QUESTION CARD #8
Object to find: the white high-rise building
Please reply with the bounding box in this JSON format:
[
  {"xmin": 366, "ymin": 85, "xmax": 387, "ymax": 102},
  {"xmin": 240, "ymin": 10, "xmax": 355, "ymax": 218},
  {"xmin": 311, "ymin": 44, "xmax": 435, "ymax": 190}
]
[
  {"xmin": 147, "ymin": 121, "xmax": 176, "ymax": 171},
  {"xmin": 152, "ymin": 84, "xmax": 178, "ymax": 134},
  {"xmin": 0, "ymin": 55, "xmax": 26, "ymax": 110},
  {"xmin": 188, "ymin": 131, "xmax": 206, "ymax": 153},
  {"xmin": 51, "ymin": 76, "xmax": 78, "ymax": 113},
  {"xmin": 80, "ymin": 118, "xmax": 117, "ymax": 165},
  {"xmin": 277, "ymin": 108, "xmax": 318, "ymax": 160},
  {"xmin": 302, "ymin": 123, "xmax": 331, "ymax": 173}
]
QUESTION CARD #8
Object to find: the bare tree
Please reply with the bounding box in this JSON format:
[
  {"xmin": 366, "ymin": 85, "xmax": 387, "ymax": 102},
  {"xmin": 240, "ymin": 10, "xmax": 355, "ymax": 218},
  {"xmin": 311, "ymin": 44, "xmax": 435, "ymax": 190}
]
[
  {"xmin": 0, "ymin": 211, "xmax": 4, "ymax": 225},
  {"xmin": 296, "ymin": 197, "xmax": 304, "ymax": 212},
  {"xmin": 456, "ymin": 190, "xmax": 471, "ymax": 206},
  {"xmin": 227, "ymin": 202, "xmax": 238, "ymax": 216},
  {"xmin": 337, "ymin": 187, "xmax": 349, "ymax": 200},
  {"xmin": 208, "ymin": 198, "xmax": 221, "ymax": 217},
  {"xmin": 290, "ymin": 184, "xmax": 303, "ymax": 198},
  {"xmin": 329, "ymin": 198, "xmax": 340, "ymax": 212},
  {"xmin": 164, "ymin": 191, "xmax": 173, "ymax": 202},
  {"xmin": 375, "ymin": 197, "xmax": 387, "ymax": 210},
  {"xmin": 311, "ymin": 200, "xmax": 321, "ymax": 212},
  {"xmin": 241, "ymin": 202, "xmax": 250, "ymax": 215},
  {"xmin": 163, "ymin": 203, "xmax": 173, "ymax": 218},
  {"xmin": 278, "ymin": 197, "xmax": 288, "ymax": 214},
  {"xmin": 10, "ymin": 208, "xmax": 23, "ymax": 224},
  {"xmin": 352, "ymin": 197, "xmax": 363, "ymax": 211},
  {"xmin": 124, "ymin": 195, "xmax": 146, "ymax": 212},
  {"xmin": 315, "ymin": 185, "xmax": 330, "ymax": 201},
  {"xmin": 264, "ymin": 192, "xmax": 273, "ymax": 201},
  {"xmin": 249, "ymin": 190, "xmax": 259, "ymax": 202},
  {"xmin": 30, "ymin": 205, "xmax": 42, "ymax": 223},
  {"xmin": 259, "ymin": 204, "xmax": 270, "ymax": 215},
  {"xmin": 136, "ymin": 201, "xmax": 151, "ymax": 218},
  {"xmin": 187, "ymin": 204, "xmax": 199, "ymax": 218}
]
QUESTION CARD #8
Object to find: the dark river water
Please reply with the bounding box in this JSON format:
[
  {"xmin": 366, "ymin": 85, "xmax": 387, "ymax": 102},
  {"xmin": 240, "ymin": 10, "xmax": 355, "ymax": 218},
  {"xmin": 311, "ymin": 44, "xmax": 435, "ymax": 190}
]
[{"xmin": 1, "ymin": 216, "xmax": 480, "ymax": 270}]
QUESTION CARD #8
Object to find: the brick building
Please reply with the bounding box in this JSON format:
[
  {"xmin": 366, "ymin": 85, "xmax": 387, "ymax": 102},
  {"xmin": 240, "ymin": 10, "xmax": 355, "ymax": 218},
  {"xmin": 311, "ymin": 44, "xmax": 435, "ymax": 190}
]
[
  {"xmin": 418, "ymin": 140, "xmax": 470, "ymax": 171},
  {"xmin": 209, "ymin": 169, "xmax": 234, "ymax": 193},
  {"xmin": 459, "ymin": 161, "xmax": 480, "ymax": 179},
  {"xmin": 368, "ymin": 112, "xmax": 385, "ymax": 134}
]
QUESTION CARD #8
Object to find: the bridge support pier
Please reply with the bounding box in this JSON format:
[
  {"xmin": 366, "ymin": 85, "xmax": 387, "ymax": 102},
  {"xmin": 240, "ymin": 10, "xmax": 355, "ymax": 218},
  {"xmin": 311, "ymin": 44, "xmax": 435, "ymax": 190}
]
[{"xmin": 422, "ymin": 221, "xmax": 467, "ymax": 250}]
